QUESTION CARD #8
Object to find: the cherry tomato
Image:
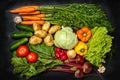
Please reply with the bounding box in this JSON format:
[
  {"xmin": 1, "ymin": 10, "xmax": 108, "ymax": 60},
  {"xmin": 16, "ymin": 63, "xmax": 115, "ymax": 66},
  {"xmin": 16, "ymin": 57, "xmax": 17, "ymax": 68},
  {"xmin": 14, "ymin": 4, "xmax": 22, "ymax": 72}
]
[
  {"xmin": 26, "ymin": 52, "xmax": 38, "ymax": 63},
  {"xmin": 16, "ymin": 45, "xmax": 29, "ymax": 57}
]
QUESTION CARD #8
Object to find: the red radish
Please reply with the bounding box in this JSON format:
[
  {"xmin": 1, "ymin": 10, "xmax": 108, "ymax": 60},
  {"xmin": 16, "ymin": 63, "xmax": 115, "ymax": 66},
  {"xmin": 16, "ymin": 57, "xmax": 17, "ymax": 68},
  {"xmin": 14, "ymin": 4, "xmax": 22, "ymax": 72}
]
[
  {"xmin": 59, "ymin": 51, "xmax": 65, "ymax": 56},
  {"xmin": 55, "ymin": 52, "xmax": 60, "ymax": 58},
  {"xmin": 55, "ymin": 47, "xmax": 61, "ymax": 52},
  {"xmin": 60, "ymin": 55, "xmax": 67, "ymax": 61}
]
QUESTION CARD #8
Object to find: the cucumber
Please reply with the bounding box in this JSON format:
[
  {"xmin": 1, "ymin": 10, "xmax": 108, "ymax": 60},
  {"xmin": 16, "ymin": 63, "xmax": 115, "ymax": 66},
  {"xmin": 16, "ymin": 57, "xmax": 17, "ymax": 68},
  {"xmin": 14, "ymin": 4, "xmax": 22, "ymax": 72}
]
[
  {"xmin": 9, "ymin": 38, "xmax": 28, "ymax": 51},
  {"xmin": 16, "ymin": 24, "xmax": 34, "ymax": 32},
  {"xmin": 10, "ymin": 31, "xmax": 33, "ymax": 39}
]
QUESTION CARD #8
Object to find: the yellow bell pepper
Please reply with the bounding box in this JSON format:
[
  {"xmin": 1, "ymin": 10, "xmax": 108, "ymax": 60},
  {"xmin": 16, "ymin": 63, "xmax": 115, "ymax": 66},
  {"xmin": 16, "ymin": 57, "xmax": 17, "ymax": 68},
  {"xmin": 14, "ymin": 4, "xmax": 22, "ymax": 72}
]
[{"xmin": 74, "ymin": 41, "xmax": 88, "ymax": 56}]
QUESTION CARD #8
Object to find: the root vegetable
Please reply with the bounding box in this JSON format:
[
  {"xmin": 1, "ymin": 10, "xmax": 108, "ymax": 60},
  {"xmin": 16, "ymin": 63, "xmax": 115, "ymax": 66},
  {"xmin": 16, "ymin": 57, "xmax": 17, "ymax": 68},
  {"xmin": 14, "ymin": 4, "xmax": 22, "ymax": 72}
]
[
  {"xmin": 83, "ymin": 62, "xmax": 92, "ymax": 73},
  {"xmin": 33, "ymin": 22, "xmax": 41, "ymax": 31},
  {"xmin": 67, "ymin": 49, "xmax": 76, "ymax": 59},
  {"xmin": 45, "ymin": 41, "xmax": 54, "ymax": 46},
  {"xmin": 44, "ymin": 34, "xmax": 54, "ymax": 46},
  {"xmin": 74, "ymin": 69, "xmax": 84, "ymax": 78},
  {"xmin": 34, "ymin": 30, "xmax": 47, "ymax": 38},
  {"xmin": 42, "ymin": 21, "xmax": 51, "ymax": 32},
  {"xmin": 48, "ymin": 25, "xmax": 61, "ymax": 34},
  {"xmin": 29, "ymin": 36, "xmax": 42, "ymax": 45}
]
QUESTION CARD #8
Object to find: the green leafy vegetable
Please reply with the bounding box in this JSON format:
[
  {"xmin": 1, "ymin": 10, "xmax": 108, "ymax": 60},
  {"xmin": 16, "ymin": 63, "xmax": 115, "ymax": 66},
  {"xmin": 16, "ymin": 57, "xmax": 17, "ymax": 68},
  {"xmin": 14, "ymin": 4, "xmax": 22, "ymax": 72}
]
[
  {"xmin": 29, "ymin": 42, "xmax": 55, "ymax": 58},
  {"xmin": 84, "ymin": 27, "xmax": 114, "ymax": 67},
  {"xmin": 11, "ymin": 43, "xmax": 63, "ymax": 79}
]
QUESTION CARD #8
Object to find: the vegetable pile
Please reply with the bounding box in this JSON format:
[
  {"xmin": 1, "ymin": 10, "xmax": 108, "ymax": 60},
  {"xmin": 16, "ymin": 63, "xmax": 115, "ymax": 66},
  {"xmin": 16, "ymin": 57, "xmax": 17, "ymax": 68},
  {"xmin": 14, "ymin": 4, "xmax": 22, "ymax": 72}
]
[{"xmin": 9, "ymin": 3, "xmax": 114, "ymax": 79}]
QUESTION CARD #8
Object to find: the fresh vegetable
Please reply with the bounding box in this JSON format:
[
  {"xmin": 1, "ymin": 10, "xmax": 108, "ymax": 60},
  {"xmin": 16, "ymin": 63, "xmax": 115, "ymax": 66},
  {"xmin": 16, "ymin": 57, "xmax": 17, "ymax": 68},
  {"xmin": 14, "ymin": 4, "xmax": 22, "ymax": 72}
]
[
  {"xmin": 55, "ymin": 47, "xmax": 67, "ymax": 61},
  {"xmin": 29, "ymin": 42, "xmax": 55, "ymax": 58},
  {"xmin": 76, "ymin": 27, "xmax": 92, "ymax": 42},
  {"xmin": 44, "ymin": 34, "xmax": 54, "ymax": 46},
  {"xmin": 11, "ymin": 42, "xmax": 63, "ymax": 79},
  {"xmin": 67, "ymin": 55, "xmax": 85, "ymax": 65},
  {"xmin": 9, "ymin": 5, "xmax": 39, "ymax": 13},
  {"xmin": 37, "ymin": 3, "xmax": 114, "ymax": 32},
  {"xmin": 29, "ymin": 36, "xmax": 42, "ymax": 45},
  {"xmin": 14, "ymin": 16, "xmax": 22, "ymax": 24},
  {"xmin": 10, "ymin": 8, "xmax": 35, "ymax": 13},
  {"xmin": 66, "ymin": 49, "xmax": 76, "ymax": 59},
  {"xmin": 48, "ymin": 25, "xmax": 61, "ymax": 34},
  {"xmin": 74, "ymin": 41, "xmax": 88, "ymax": 56},
  {"xmin": 19, "ymin": 11, "xmax": 40, "ymax": 15},
  {"xmin": 21, "ymin": 20, "xmax": 44, "ymax": 25},
  {"xmin": 26, "ymin": 52, "xmax": 38, "ymax": 63},
  {"xmin": 33, "ymin": 22, "xmax": 42, "ymax": 31},
  {"xmin": 16, "ymin": 24, "xmax": 34, "ymax": 32},
  {"xmin": 54, "ymin": 27, "xmax": 78, "ymax": 49},
  {"xmin": 11, "ymin": 51, "xmax": 63, "ymax": 79},
  {"xmin": 42, "ymin": 21, "xmax": 51, "ymax": 32},
  {"xmin": 82, "ymin": 62, "xmax": 92, "ymax": 73},
  {"xmin": 35, "ymin": 14, "xmax": 46, "ymax": 18},
  {"xmin": 74, "ymin": 69, "xmax": 84, "ymax": 78},
  {"xmin": 75, "ymin": 55, "xmax": 85, "ymax": 64},
  {"xmin": 10, "ymin": 5, "xmax": 39, "ymax": 11},
  {"xmin": 22, "ymin": 16, "xmax": 41, "ymax": 21},
  {"xmin": 34, "ymin": 30, "xmax": 47, "ymax": 38},
  {"xmin": 16, "ymin": 45, "xmax": 29, "ymax": 57},
  {"xmin": 84, "ymin": 27, "xmax": 114, "ymax": 67},
  {"xmin": 10, "ymin": 31, "xmax": 33, "ymax": 39},
  {"xmin": 9, "ymin": 38, "xmax": 28, "ymax": 51}
]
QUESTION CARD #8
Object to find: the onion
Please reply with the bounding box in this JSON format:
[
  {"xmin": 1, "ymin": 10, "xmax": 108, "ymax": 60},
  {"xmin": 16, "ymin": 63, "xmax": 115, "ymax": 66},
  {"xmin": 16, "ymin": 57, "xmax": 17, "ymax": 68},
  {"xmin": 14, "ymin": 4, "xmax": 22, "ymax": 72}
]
[{"xmin": 67, "ymin": 49, "xmax": 76, "ymax": 58}]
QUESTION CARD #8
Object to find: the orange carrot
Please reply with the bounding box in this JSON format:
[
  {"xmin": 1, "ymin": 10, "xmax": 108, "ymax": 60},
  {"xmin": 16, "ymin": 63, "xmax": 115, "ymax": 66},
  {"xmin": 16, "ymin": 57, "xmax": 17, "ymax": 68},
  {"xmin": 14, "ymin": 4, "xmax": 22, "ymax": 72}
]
[
  {"xmin": 22, "ymin": 16, "xmax": 41, "ymax": 21},
  {"xmin": 19, "ymin": 11, "xmax": 40, "ymax": 15},
  {"xmin": 10, "ymin": 5, "xmax": 39, "ymax": 13},
  {"xmin": 35, "ymin": 14, "xmax": 46, "ymax": 18},
  {"xmin": 21, "ymin": 21, "xmax": 45, "ymax": 25},
  {"xmin": 10, "ymin": 8, "xmax": 36, "ymax": 13}
]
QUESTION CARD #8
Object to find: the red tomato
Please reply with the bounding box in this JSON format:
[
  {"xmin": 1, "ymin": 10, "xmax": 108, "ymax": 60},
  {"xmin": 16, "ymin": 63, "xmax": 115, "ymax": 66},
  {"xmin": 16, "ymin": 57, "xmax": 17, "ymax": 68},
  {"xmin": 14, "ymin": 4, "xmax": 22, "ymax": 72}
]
[
  {"xmin": 16, "ymin": 45, "xmax": 29, "ymax": 57},
  {"xmin": 26, "ymin": 52, "xmax": 38, "ymax": 63}
]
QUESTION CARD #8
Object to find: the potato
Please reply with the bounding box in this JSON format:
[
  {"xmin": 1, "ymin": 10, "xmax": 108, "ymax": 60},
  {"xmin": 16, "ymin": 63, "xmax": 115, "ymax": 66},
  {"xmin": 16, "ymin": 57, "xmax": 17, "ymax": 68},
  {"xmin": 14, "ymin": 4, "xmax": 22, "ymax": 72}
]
[
  {"xmin": 45, "ymin": 41, "xmax": 54, "ymax": 46},
  {"xmin": 42, "ymin": 21, "xmax": 51, "ymax": 32},
  {"xmin": 44, "ymin": 34, "xmax": 54, "ymax": 46},
  {"xmin": 29, "ymin": 36, "xmax": 42, "ymax": 45},
  {"xmin": 48, "ymin": 25, "xmax": 61, "ymax": 34},
  {"xmin": 33, "ymin": 22, "xmax": 41, "ymax": 31},
  {"xmin": 34, "ymin": 30, "xmax": 47, "ymax": 38}
]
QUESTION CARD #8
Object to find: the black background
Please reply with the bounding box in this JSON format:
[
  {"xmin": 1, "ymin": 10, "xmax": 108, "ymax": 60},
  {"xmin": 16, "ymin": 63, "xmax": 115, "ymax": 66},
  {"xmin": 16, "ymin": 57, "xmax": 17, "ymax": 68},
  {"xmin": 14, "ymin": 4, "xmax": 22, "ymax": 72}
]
[{"xmin": 0, "ymin": 0, "xmax": 120, "ymax": 80}]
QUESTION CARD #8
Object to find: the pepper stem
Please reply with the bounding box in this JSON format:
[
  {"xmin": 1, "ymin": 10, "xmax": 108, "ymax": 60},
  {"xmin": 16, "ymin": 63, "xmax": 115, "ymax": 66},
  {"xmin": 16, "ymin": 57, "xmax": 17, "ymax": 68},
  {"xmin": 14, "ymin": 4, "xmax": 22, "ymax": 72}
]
[
  {"xmin": 83, "ymin": 32, "xmax": 87, "ymax": 37},
  {"xmin": 80, "ymin": 48, "xmax": 85, "ymax": 53}
]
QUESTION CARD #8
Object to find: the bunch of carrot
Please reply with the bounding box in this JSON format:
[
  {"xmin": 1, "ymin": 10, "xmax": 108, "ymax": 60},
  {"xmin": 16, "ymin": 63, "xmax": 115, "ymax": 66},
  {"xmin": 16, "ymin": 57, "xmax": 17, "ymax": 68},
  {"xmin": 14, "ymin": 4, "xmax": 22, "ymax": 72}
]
[{"xmin": 10, "ymin": 5, "xmax": 46, "ymax": 25}]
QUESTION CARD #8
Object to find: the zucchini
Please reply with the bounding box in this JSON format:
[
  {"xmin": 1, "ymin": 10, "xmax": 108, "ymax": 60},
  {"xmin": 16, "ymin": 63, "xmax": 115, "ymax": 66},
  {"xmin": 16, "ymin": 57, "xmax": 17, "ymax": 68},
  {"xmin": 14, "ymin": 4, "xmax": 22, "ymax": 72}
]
[
  {"xmin": 16, "ymin": 24, "xmax": 34, "ymax": 32},
  {"xmin": 9, "ymin": 38, "xmax": 28, "ymax": 51},
  {"xmin": 10, "ymin": 31, "xmax": 33, "ymax": 39}
]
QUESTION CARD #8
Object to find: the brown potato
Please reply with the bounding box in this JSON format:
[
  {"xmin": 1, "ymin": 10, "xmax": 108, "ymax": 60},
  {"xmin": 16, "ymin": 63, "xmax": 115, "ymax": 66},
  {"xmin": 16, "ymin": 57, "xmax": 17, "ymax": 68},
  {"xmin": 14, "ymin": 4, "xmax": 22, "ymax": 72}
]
[
  {"xmin": 34, "ymin": 30, "xmax": 47, "ymax": 38},
  {"xmin": 48, "ymin": 25, "xmax": 61, "ymax": 34},
  {"xmin": 33, "ymin": 22, "xmax": 41, "ymax": 31},
  {"xmin": 29, "ymin": 36, "xmax": 42, "ymax": 45},
  {"xmin": 44, "ymin": 34, "xmax": 54, "ymax": 46},
  {"xmin": 45, "ymin": 41, "xmax": 54, "ymax": 46},
  {"xmin": 42, "ymin": 21, "xmax": 51, "ymax": 32}
]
